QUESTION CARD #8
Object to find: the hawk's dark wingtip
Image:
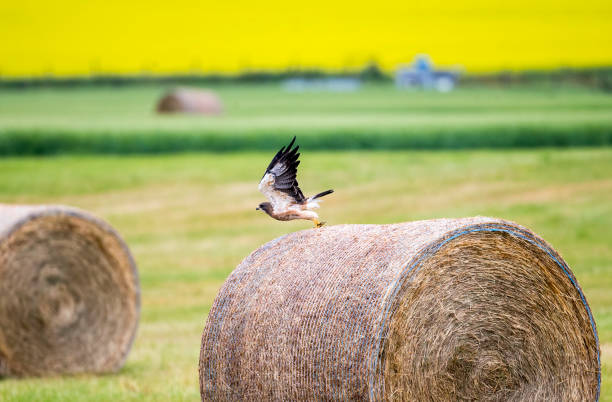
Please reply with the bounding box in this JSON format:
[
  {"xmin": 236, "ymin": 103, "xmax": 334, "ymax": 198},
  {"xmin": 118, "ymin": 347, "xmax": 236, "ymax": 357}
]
[
  {"xmin": 263, "ymin": 136, "xmax": 300, "ymax": 177},
  {"xmin": 311, "ymin": 189, "xmax": 334, "ymax": 200},
  {"xmin": 287, "ymin": 136, "xmax": 297, "ymax": 150}
]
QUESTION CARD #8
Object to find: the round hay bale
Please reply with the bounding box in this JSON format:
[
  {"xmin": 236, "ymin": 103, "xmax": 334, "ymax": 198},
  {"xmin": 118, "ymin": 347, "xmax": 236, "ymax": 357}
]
[
  {"xmin": 156, "ymin": 88, "xmax": 223, "ymax": 115},
  {"xmin": 0, "ymin": 204, "xmax": 140, "ymax": 377},
  {"xmin": 199, "ymin": 217, "xmax": 600, "ymax": 401}
]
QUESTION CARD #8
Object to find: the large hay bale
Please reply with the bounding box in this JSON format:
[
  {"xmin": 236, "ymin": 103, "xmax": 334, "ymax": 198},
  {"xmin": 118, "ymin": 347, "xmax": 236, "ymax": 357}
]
[
  {"xmin": 0, "ymin": 205, "xmax": 139, "ymax": 377},
  {"xmin": 199, "ymin": 217, "xmax": 600, "ymax": 401},
  {"xmin": 156, "ymin": 88, "xmax": 223, "ymax": 115}
]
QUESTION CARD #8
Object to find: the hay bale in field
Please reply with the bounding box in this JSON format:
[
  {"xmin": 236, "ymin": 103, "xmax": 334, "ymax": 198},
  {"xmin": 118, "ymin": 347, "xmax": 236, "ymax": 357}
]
[
  {"xmin": 0, "ymin": 204, "xmax": 139, "ymax": 377},
  {"xmin": 199, "ymin": 217, "xmax": 600, "ymax": 401},
  {"xmin": 156, "ymin": 88, "xmax": 223, "ymax": 115}
]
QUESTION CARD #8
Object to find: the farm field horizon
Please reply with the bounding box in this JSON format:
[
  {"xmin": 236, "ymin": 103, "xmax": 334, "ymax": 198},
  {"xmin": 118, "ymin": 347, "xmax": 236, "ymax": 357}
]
[{"xmin": 0, "ymin": 148, "xmax": 610, "ymax": 401}]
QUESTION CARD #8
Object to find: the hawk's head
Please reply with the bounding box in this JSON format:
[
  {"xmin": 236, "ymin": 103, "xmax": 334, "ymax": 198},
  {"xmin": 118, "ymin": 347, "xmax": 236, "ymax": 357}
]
[{"xmin": 256, "ymin": 202, "xmax": 273, "ymax": 216}]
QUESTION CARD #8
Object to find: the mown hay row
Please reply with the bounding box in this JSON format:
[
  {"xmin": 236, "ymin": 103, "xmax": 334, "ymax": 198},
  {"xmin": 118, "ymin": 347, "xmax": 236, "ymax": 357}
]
[
  {"xmin": 0, "ymin": 204, "xmax": 140, "ymax": 377},
  {"xmin": 199, "ymin": 217, "xmax": 599, "ymax": 401}
]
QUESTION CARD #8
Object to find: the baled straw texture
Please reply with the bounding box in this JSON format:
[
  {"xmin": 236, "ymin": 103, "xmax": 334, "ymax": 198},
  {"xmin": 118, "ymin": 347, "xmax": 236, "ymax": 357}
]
[
  {"xmin": 199, "ymin": 217, "xmax": 600, "ymax": 401},
  {"xmin": 0, "ymin": 204, "xmax": 140, "ymax": 377},
  {"xmin": 156, "ymin": 88, "xmax": 223, "ymax": 115}
]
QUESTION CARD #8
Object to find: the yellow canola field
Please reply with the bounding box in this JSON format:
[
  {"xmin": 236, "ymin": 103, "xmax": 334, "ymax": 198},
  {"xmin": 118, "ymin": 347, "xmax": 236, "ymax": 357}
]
[{"xmin": 1, "ymin": 0, "xmax": 611, "ymax": 78}]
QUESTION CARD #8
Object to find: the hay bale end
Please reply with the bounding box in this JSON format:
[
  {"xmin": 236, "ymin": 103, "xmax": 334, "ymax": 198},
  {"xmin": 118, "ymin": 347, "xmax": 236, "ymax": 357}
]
[
  {"xmin": 0, "ymin": 204, "xmax": 140, "ymax": 377},
  {"xmin": 199, "ymin": 217, "xmax": 600, "ymax": 401}
]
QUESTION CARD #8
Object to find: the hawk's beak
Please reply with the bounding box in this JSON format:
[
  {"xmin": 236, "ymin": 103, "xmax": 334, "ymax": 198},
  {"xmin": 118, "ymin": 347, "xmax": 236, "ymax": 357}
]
[{"xmin": 255, "ymin": 207, "xmax": 260, "ymax": 211}]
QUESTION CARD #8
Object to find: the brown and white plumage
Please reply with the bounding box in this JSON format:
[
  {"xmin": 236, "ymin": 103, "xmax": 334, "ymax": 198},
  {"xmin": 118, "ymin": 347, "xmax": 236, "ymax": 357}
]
[{"xmin": 256, "ymin": 136, "xmax": 333, "ymax": 227}]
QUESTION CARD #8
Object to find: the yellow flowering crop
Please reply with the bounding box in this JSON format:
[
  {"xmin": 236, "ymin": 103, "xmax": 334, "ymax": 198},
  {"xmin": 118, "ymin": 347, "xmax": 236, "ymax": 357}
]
[{"xmin": 1, "ymin": 0, "xmax": 611, "ymax": 78}]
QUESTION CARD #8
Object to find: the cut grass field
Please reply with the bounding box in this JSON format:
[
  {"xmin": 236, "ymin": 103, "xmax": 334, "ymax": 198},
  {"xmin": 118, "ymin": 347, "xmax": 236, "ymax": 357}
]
[
  {"xmin": 0, "ymin": 84, "xmax": 611, "ymax": 154},
  {"xmin": 0, "ymin": 148, "xmax": 610, "ymax": 400}
]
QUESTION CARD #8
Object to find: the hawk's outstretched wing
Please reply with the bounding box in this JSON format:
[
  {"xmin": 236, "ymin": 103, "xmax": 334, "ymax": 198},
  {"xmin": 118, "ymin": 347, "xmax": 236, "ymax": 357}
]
[{"xmin": 259, "ymin": 136, "xmax": 306, "ymax": 209}]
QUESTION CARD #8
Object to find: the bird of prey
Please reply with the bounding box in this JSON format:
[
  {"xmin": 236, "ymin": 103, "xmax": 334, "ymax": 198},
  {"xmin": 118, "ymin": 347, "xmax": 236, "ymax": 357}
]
[{"xmin": 256, "ymin": 137, "xmax": 333, "ymax": 228}]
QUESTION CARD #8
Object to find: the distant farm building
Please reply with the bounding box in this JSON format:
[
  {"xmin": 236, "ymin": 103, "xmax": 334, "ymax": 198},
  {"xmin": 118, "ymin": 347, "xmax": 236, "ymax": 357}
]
[
  {"xmin": 395, "ymin": 55, "xmax": 460, "ymax": 92},
  {"xmin": 283, "ymin": 78, "xmax": 361, "ymax": 92}
]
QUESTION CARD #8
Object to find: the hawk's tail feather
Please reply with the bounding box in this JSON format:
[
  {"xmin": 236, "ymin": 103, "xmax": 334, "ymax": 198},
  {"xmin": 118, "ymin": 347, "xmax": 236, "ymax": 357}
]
[{"xmin": 310, "ymin": 189, "xmax": 334, "ymax": 200}]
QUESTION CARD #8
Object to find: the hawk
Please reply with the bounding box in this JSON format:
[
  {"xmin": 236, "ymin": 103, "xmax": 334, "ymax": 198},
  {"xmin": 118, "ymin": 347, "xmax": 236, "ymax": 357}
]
[{"xmin": 256, "ymin": 137, "xmax": 333, "ymax": 228}]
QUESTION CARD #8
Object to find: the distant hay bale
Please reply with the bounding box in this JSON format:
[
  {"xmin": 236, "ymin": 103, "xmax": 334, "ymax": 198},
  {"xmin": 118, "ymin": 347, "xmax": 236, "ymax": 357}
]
[
  {"xmin": 199, "ymin": 217, "xmax": 600, "ymax": 401},
  {"xmin": 0, "ymin": 205, "xmax": 140, "ymax": 377},
  {"xmin": 156, "ymin": 88, "xmax": 223, "ymax": 115}
]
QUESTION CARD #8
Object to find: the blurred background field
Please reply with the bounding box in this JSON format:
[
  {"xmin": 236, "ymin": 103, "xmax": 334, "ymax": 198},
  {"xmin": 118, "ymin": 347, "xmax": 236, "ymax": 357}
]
[
  {"xmin": 2, "ymin": 0, "xmax": 611, "ymax": 76},
  {"xmin": 0, "ymin": 83, "xmax": 611, "ymax": 155}
]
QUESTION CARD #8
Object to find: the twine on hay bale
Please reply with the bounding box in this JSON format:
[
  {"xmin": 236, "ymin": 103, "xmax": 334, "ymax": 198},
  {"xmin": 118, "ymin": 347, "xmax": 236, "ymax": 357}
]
[
  {"xmin": 156, "ymin": 88, "xmax": 223, "ymax": 115},
  {"xmin": 0, "ymin": 204, "xmax": 140, "ymax": 377},
  {"xmin": 199, "ymin": 217, "xmax": 600, "ymax": 401}
]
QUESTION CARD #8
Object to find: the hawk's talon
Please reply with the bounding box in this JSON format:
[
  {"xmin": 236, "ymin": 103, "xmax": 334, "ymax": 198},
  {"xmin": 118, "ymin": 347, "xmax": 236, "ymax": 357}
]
[{"xmin": 314, "ymin": 220, "xmax": 326, "ymax": 228}]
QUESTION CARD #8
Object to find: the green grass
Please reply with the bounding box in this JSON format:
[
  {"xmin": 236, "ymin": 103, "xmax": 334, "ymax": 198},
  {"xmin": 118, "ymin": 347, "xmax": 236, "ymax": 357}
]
[
  {"xmin": 1, "ymin": 84, "xmax": 611, "ymax": 154},
  {"xmin": 0, "ymin": 149, "xmax": 610, "ymax": 400}
]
